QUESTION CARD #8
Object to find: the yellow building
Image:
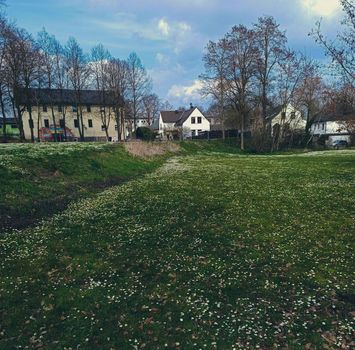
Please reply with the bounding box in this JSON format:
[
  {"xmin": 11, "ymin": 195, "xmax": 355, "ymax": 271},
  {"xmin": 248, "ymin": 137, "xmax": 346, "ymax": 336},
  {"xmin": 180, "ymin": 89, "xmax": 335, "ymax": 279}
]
[{"xmin": 20, "ymin": 88, "xmax": 125, "ymax": 142}]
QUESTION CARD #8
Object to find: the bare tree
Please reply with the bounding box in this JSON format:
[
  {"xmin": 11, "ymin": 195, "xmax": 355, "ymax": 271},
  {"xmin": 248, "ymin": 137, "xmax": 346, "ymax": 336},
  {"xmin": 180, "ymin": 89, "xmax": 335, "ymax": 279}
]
[
  {"xmin": 126, "ymin": 52, "xmax": 152, "ymax": 133},
  {"xmin": 37, "ymin": 28, "xmax": 61, "ymax": 141},
  {"xmin": 5, "ymin": 26, "xmax": 40, "ymax": 142},
  {"xmin": 0, "ymin": 15, "xmax": 9, "ymax": 142},
  {"xmin": 254, "ymin": 16, "xmax": 287, "ymax": 126},
  {"xmin": 310, "ymin": 0, "xmax": 354, "ymax": 87},
  {"xmin": 160, "ymin": 100, "xmax": 173, "ymax": 111},
  {"xmin": 200, "ymin": 38, "xmax": 229, "ymax": 139},
  {"xmin": 90, "ymin": 43, "xmax": 112, "ymax": 141},
  {"xmin": 142, "ymin": 93, "xmax": 160, "ymax": 125},
  {"xmin": 272, "ymin": 50, "xmax": 304, "ymax": 151},
  {"xmin": 106, "ymin": 58, "xmax": 127, "ymax": 141},
  {"xmin": 225, "ymin": 25, "xmax": 258, "ymax": 150},
  {"xmin": 292, "ymin": 57, "xmax": 325, "ymax": 134},
  {"xmin": 64, "ymin": 37, "xmax": 89, "ymax": 141}
]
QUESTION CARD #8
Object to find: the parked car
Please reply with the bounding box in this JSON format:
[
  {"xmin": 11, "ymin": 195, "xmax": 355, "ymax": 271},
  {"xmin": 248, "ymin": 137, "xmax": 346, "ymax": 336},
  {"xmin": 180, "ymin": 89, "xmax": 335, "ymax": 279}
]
[{"xmin": 332, "ymin": 139, "xmax": 348, "ymax": 149}]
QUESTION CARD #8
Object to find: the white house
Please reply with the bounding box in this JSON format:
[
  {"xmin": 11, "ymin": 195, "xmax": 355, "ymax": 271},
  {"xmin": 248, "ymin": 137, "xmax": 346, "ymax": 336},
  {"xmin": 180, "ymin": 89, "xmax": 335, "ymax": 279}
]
[
  {"xmin": 310, "ymin": 111, "xmax": 354, "ymax": 145},
  {"xmin": 267, "ymin": 104, "xmax": 306, "ymax": 136},
  {"xmin": 158, "ymin": 107, "xmax": 210, "ymax": 139}
]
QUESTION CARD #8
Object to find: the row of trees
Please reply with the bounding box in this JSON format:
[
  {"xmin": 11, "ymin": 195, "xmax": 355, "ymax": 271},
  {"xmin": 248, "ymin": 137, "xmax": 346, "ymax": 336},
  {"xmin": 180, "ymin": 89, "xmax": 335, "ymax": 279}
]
[
  {"xmin": 0, "ymin": 3, "xmax": 161, "ymax": 142},
  {"xmin": 201, "ymin": 0, "xmax": 354, "ymax": 151}
]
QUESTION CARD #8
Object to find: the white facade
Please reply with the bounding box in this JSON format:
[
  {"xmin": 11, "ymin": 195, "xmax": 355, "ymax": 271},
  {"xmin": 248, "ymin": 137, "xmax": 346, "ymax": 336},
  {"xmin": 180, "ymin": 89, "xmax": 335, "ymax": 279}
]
[
  {"xmin": 270, "ymin": 104, "xmax": 306, "ymax": 135},
  {"xmin": 158, "ymin": 108, "xmax": 211, "ymax": 139},
  {"xmin": 180, "ymin": 108, "xmax": 211, "ymax": 138},
  {"xmin": 310, "ymin": 120, "xmax": 351, "ymax": 144},
  {"xmin": 158, "ymin": 115, "xmax": 175, "ymax": 135}
]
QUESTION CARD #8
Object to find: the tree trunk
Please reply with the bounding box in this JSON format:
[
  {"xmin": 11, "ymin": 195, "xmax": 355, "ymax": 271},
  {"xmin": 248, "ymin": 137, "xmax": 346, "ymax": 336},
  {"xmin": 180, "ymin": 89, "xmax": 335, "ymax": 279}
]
[
  {"xmin": 37, "ymin": 106, "xmax": 41, "ymax": 141},
  {"xmin": 0, "ymin": 92, "xmax": 7, "ymax": 143},
  {"xmin": 28, "ymin": 106, "xmax": 35, "ymax": 142},
  {"xmin": 79, "ymin": 107, "xmax": 85, "ymax": 141},
  {"xmin": 51, "ymin": 105, "xmax": 58, "ymax": 142},
  {"xmin": 16, "ymin": 105, "xmax": 25, "ymax": 142}
]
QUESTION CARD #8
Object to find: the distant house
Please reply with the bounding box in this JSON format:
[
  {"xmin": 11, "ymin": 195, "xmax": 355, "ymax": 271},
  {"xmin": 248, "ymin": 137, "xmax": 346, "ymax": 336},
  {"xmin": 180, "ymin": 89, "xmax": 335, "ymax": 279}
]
[
  {"xmin": 310, "ymin": 111, "xmax": 355, "ymax": 145},
  {"xmin": 20, "ymin": 88, "xmax": 124, "ymax": 142},
  {"xmin": 158, "ymin": 107, "xmax": 210, "ymax": 139},
  {"xmin": 267, "ymin": 104, "xmax": 306, "ymax": 136}
]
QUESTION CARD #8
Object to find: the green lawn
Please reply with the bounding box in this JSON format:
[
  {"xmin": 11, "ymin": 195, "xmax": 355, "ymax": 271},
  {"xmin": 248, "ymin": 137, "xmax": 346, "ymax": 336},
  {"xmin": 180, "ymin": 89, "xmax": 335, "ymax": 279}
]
[
  {"xmin": 0, "ymin": 142, "xmax": 165, "ymax": 231},
  {"xmin": 1, "ymin": 149, "xmax": 354, "ymax": 349}
]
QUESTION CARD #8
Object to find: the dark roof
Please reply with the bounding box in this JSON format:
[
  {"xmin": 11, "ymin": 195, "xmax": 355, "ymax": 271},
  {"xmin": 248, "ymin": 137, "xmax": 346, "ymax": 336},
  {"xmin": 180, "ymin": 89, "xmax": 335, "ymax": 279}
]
[
  {"xmin": 160, "ymin": 107, "xmax": 204, "ymax": 126},
  {"xmin": 19, "ymin": 88, "xmax": 124, "ymax": 106},
  {"xmin": 160, "ymin": 110, "xmax": 183, "ymax": 123},
  {"xmin": 266, "ymin": 106, "xmax": 284, "ymax": 120},
  {"xmin": 175, "ymin": 109, "xmax": 195, "ymax": 126},
  {"xmin": 313, "ymin": 111, "xmax": 355, "ymax": 123}
]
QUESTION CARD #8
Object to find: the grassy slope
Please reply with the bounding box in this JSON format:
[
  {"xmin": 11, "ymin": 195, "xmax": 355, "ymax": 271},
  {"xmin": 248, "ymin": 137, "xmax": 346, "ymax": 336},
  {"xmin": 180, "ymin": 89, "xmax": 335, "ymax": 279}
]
[
  {"xmin": 1, "ymin": 149, "xmax": 355, "ymax": 349},
  {"xmin": 0, "ymin": 143, "xmax": 164, "ymax": 231}
]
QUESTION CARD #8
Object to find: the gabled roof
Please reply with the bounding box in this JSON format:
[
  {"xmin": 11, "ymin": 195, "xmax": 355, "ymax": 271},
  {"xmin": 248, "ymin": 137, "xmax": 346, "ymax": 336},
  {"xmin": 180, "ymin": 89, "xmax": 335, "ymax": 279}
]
[
  {"xmin": 266, "ymin": 104, "xmax": 301, "ymax": 120},
  {"xmin": 266, "ymin": 106, "xmax": 283, "ymax": 120},
  {"xmin": 160, "ymin": 107, "xmax": 207, "ymax": 126},
  {"xmin": 175, "ymin": 109, "xmax": 195, "ymax": 126},
  {"xmin": 18, "ymin": 88, "xmax": 124, "ymax": 107},
  {"xmin": 160, "ymin": 110, "xmax": 183, "ymax": 123}
]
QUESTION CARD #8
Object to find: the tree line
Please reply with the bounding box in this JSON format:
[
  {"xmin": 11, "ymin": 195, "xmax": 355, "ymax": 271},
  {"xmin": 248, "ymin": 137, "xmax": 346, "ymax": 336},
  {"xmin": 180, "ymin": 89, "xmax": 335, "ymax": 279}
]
[
  {"xmin": 0, "ymin": 2, "xmax": 163, "ymax": 143},
  {"xmin": 201, "ymin": 1, "xmax": 354, "ymax": 151}
]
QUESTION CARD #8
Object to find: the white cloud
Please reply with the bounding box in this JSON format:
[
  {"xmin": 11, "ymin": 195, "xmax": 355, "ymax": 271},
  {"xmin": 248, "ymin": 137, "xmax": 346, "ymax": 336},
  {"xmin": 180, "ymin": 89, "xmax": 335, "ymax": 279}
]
[
  {"xmin": 158, "ymin": 19, "xmax": 170, "ymax": 36},
  {"xmin": 300, "ymin": 0, "xmax": 340, "ymax": 17},
  {"xmin": 156, "ymin": 18, "xmax": 193, "ymax": 53},
  {"xmin": 168, "ymin": 80, "xmax": 204, "ymax": 104},
  {"xmin": 155, "ymin": 53, "xmax": 170, "ymax": 65}
]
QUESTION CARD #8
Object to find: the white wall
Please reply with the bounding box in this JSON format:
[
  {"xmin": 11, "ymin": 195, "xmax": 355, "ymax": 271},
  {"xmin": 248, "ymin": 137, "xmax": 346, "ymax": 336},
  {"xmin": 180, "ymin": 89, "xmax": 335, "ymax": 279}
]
[
  {"xmin": 182, "ymin": 108, "xmax": 210, "ymax": 137},
  {"xmin": 271, "ymin": 105, "xmax": 306, "ymax": 133},
  {"xmin": 311, "ymin": 120, "xmax": 349, "ymax": 135}
]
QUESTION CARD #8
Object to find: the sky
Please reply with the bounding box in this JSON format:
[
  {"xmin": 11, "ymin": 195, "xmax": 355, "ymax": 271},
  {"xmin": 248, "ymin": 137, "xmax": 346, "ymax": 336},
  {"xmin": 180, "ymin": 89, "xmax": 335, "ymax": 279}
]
[{"xmin": 6, "ymin": 0, "xmax": 344, "ymax": 108}]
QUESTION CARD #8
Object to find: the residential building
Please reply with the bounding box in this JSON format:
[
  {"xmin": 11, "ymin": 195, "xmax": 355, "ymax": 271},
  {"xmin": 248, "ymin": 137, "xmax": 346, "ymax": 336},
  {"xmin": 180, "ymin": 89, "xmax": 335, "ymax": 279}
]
[
  {"xmin": 20, "ymin": 88, "xmax": 124, "ymax": 142},
  {"xmin": 310, "ymin": 111, "xmax": 355, "ymax": 145},
  {"xmin": 267, "ymin": 104, "xmax": 306, "ymax": 136},
  {"xmin": 158, "ymin": 107, "xmax": 210, "ymax": 139}
]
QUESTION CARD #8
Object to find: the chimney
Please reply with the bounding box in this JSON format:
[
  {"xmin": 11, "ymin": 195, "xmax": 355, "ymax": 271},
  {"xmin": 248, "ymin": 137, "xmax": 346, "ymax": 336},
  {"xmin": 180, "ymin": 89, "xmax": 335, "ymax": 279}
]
[{"xmin": 190, "ymin": 103, "xmax": 194, "ymax": 110}]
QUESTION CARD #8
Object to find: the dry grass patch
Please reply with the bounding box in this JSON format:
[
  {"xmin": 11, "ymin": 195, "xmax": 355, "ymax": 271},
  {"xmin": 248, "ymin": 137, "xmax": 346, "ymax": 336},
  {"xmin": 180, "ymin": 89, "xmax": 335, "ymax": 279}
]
[{"xmin": 123, "ymin": 141, "xmax": 180, "ymax": 158}]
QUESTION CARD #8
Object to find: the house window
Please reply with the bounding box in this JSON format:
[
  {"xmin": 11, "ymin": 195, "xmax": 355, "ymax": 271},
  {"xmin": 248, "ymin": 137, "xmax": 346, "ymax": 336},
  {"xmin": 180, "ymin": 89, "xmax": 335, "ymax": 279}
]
[
  {"xmin": 87, "ymin": 105, "xmax": 91, "ymax": 113},
  {"xmin": 281, "ymin": 112, "xmax": 286, "ymax": 120},
  {"xmin": 59, "ymin": 119, "xmax": 65, "ymax": 128},
  {"xmin": 74, "ymin": 119, "xmax": 79, "ymax": 128},
  {"xmin": 101, "ymin": 125, "xmax": 106, "ymax": 131},
  {"xmin": 191, "ymin": 117, "xmax": 196, "ymax": 124},
  {"xmin": 88, "ymin": 119, "xmax": 93, "ymax": 128},
  {"xmin": 197, "ymin": 117, "xmax": 202, "ymax": 124},
  {"xmin": 44, "ymin": 119, "xmax": 49, "ymax": 128},
  {"xmin": 322, "ymin": 123, "xmax": 325, "ymax": 130},
  {"xmin": 72, "ymin": 105, "xmax": 78, "ymax": 113},
  {"xmin": 43, "ymin": 105, "xmax": 47, "ymax": 112},
  {"xmin": 58, "ymin": 105, "xmax": 62, "ymax": 112},
  {"xmin": 28, "ymin": 119, "xmax": 34, "ymax": 128}
]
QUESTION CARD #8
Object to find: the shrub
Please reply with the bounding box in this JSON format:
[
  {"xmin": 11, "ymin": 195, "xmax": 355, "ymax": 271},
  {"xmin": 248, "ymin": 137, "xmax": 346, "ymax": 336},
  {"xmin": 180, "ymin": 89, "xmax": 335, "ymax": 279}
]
[{"xmin": 136, "ymin": 127, "xmax": 157, "ymax": 141}]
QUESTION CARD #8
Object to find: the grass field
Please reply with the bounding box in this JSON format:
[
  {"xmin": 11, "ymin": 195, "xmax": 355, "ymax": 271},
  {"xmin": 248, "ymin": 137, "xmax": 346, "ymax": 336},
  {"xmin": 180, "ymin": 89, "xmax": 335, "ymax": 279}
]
[
  {"xmin": 0, "ymin": 142, "xmax": 170, "ymax": 231},
  {"xmin": 1, "ymin": 147, "xmax": 354, "ymax": 349}
]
